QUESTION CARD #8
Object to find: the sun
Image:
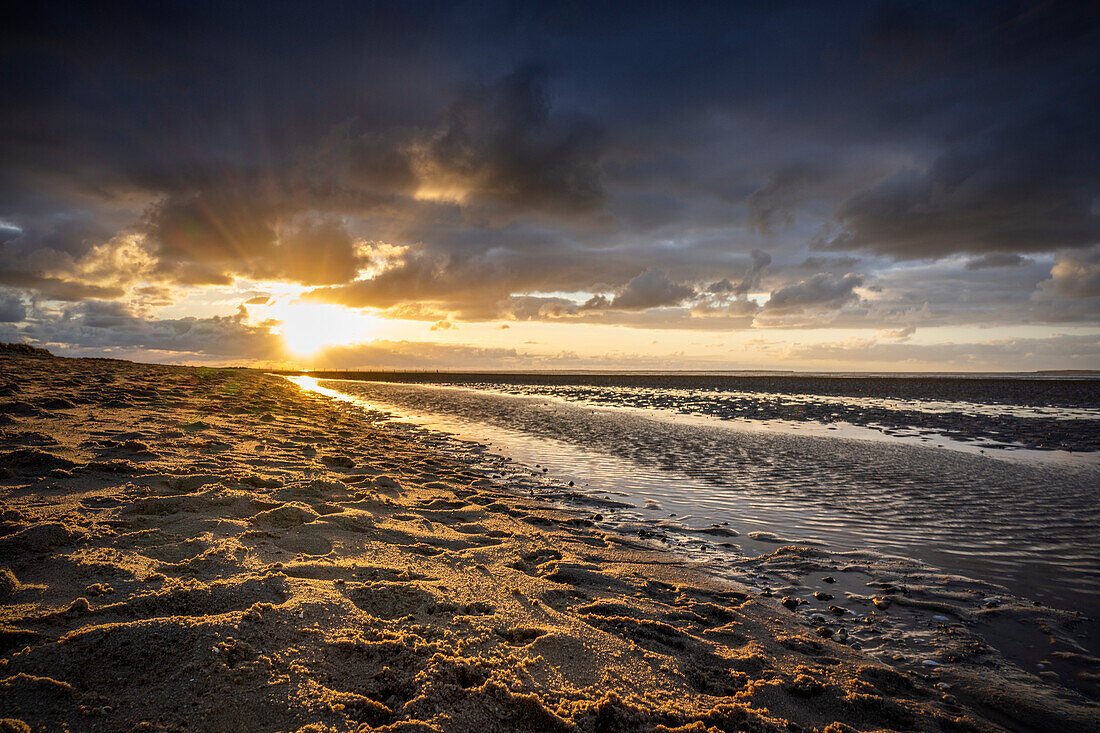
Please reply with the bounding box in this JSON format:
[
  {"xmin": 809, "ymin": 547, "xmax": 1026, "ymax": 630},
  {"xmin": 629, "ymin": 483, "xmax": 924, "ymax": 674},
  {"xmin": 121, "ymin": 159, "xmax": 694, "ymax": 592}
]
[{"xmin": 269, "ymin": 301, "xmax": 377, "ymax": 357}]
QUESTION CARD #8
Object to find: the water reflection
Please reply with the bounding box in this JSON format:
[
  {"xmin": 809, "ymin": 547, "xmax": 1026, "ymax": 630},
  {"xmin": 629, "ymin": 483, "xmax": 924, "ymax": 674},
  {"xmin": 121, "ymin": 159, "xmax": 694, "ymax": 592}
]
[{"xmin": 288, "ymin": 375, "xmax": 1100, "ymax": 618}]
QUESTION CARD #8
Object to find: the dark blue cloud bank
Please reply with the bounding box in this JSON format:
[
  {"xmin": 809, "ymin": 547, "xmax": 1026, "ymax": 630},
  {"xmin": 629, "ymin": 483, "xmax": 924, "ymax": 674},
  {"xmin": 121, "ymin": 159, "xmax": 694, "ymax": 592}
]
[{"xmin": 0, "ymin": 1, "xmax": 1097, "ymax": 365}]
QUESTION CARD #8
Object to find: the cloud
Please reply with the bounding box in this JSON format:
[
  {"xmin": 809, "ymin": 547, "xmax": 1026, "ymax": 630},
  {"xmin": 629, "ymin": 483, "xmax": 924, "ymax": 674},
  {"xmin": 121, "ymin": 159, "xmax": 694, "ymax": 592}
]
[
  {"xmin": 311, "ymin": 340, "xmax": 523, "ymax": 370},
  {"xmin": 145, "ymin": 192, "xmax": 367, "ymax": 286},
  {"xmin": 260, "ymin": 217, "xmax": 365, "ymax": 285},
  {"xmin": 827, "ymin": 112, "xmax": 1100, "ymax": 258},
  {"xmin": 3, "ymin": 50, "xmax": 608, "ymax": 301},
  {"xmin": 412, "ymin": 64, "xmax": 606, "ymax": 218},
  {"xmin": 136, "ymin": 64, "xmax": 605, "ymax": 289},
  {"xmin": 736, "ymin": 250, "xmax": 771, "ymax": 295},
  {"xmin": 580, "ymin": 294, "xmax": 611, "ymax": 310},
  {"xmin": 133, "ymin": 285, "xmax": 175, "ymax": 307},
  {"xmin": 795, "ymin": 256, "xmax": 860, "ymax": 271},
  {"xmin": 702, "ymin": 250, "xmax": 772, "ymax": 301},
  {"xmin": 763, "ymin": 273, "xmax": 864, "ymax": 314},
  {"xmin": 747, "ymin": 166, "xmax": 826, "ymax": 234},
  {"xmin": 7, "ymin": 302, "xmax": 284, "ymax": 361},
  {"xmin": 876, "ymin": 325, "xmax": 916, "ymax": 341},
  {"xmin": 706, "ymin": 279, "xmax": 735, "ymax": 295},
  {"xmin": 76, "ymin": 299, "xmax": 134, "ymax": 328},
  {"xmin": 306, "ymin": 251, "xmax": 506, "ymax": 311},
  {"xmin": 608, "ymin": 269, "xmax": 695, "ymax": 310},
  {"xmin": 303, "ymin": 332, "xmax": 1100, "ymax": 372},
  {"xmin": 0, "ymin": 271, "xmax": 126, "ymax": 301},
  {"xmin": 309, "ymin": 252, "xmax": 722, "ymax": 325},
  {"xmin": 0, "ymin": 294, "xmax": 26, "ymax": 322},
  {"xmin": 965, "ymin": 253, "xmax": 1026, "ymax": 270},
  {"xmin": 145, "ymin": 191, "xmax": 275, "ymax": 279},
  {"xmin": 777, "ymin": 334, "xmax": 1100, "ymax": 371},
  {"xmin": 1038, "ymin": 248, "xmax": 1100, "ymax": 299},
  {"xmin": 309, "ymin": 339, "xmax": 729, "ymax": 371}
]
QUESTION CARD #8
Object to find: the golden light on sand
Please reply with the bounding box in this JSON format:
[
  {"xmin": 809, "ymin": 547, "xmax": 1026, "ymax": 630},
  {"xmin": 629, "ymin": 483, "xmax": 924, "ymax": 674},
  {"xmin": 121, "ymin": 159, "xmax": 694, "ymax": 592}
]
[{"xmin": 272, "ymin": 302, "xmax": 378, "ymax": 357}]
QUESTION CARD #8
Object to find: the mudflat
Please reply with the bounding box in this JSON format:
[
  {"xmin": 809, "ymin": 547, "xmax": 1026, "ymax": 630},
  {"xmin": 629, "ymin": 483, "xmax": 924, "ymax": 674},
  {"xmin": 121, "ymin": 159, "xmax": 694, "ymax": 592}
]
[{"xmin": 0, "ymin": 353, "xmax": 1095, "ymax": 732}]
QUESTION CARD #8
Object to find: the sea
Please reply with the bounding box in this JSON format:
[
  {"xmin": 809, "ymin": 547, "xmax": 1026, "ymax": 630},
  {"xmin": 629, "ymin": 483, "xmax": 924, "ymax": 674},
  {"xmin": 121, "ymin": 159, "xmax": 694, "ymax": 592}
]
[{"xmin": 287, "ymin": 370, "xmax": 1100, "ymax": 691}]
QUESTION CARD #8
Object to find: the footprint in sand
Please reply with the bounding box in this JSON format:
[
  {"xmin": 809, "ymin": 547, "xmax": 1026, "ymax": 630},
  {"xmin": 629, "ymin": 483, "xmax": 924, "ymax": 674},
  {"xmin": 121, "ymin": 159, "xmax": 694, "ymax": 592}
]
[{"xmin": 495, "ymin": 627, "xmax": 548, "ymax": 646}]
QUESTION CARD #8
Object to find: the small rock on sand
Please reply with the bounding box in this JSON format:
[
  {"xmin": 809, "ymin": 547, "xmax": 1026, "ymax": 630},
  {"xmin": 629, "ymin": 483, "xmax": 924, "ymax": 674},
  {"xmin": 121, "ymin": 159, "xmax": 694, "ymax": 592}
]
[{"xmin": 374, "ymin": 475, "xmax": 401, "ymax": 491}]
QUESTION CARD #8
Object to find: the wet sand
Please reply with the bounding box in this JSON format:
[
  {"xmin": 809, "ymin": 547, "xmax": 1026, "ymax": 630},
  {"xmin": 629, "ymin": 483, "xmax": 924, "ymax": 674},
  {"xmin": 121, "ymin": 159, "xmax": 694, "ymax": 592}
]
[{"xmin": 0, "ymin": 353, "xmax": 1096, "ymax": 732}]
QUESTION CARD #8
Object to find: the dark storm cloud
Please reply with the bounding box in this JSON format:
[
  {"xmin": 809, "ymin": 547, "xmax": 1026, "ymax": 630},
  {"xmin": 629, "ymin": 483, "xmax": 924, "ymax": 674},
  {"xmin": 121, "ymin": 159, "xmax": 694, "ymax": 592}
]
[
  {"xmin": 827, "ymin": 121, "xmax": 1100, "ymax": 258},
  {"xmin": 414, "ymin": 64, "xmax": 606, "ymax": 218},
  {"xmin": 823, "ymin": 2, "xmax": 1100, "ymax": 259},
  {"xmin": 1, "ymin": 0, "xmax": 1098, "ymax": 360}
]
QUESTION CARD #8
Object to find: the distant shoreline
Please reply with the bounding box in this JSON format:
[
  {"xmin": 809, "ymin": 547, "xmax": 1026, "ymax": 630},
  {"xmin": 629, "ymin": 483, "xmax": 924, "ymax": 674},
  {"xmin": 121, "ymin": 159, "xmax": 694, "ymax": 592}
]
[
  {"xmin": 275, "ymin": 367, "xmax": 1100, "ymax": 378},
  {"xmin": 4, "ymin": 341, "xmax": 1098, "ymax": 378}
]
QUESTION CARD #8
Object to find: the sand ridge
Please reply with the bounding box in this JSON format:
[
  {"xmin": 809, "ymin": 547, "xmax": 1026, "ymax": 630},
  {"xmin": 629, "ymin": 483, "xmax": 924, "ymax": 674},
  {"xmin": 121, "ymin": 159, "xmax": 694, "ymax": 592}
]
[{"xmin": 0, "ymin": 353, "xmax": 1094, "ymax": 732}]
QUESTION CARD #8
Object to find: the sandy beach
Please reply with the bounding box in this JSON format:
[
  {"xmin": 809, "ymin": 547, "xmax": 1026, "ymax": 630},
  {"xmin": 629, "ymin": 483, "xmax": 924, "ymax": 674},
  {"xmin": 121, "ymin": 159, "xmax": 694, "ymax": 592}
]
[{"xmin": 0, "ymin": 352, "xmax": 1096, "ymax": 732}]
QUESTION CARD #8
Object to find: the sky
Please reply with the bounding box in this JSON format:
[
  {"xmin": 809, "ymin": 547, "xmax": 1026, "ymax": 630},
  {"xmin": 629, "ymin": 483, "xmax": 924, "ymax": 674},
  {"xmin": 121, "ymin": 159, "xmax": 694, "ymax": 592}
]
[{"xmin": 1, "ymin": 1, "xmax": 1098, "ymax": 372}]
